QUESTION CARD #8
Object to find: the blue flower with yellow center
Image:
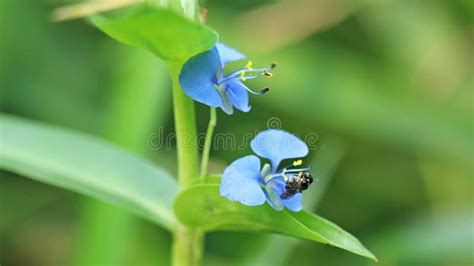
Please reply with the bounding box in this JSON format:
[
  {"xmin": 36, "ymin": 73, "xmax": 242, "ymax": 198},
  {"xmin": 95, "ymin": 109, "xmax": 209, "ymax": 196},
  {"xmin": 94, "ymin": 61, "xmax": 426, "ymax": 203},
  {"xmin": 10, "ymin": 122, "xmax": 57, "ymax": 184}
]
[
  {"xmin": 179, "ymin": 42, "xmax": 275, "ymax": 114},
  {"xmin": 219, "ymin": 129, "xmax": 314, "ymax": 212}
]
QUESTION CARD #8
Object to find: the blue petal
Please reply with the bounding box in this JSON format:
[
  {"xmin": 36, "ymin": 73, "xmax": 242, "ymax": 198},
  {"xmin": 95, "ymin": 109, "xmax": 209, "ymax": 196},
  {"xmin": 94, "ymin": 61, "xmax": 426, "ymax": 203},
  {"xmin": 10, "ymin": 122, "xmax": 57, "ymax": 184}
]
[
  {"xmin": 251, "ymin": 129, "xmax": 309, "ymax": 170},
  {"xmin": 262, "ymin": 177, "xmax": 284, "ymax": 211},
  {"xmin": 271, "ymin": 178, "xmax": 303, "ymax": 212},
  {"xmin": 216, "ymin": 42, "xmax": 246, "ymax": 69},
  {"xmin": 215, "ymin": 85, "xmax": 234, "ymax": 115},
  {"xmin": 220, "ymin": 155, "xmax": 266, "ymax": 206},
  {"xmin": 223, "ymin": 79, "xmax": 251, "ymax": 112},
  {"xmin": 281, "ymin": 193, "xmax": 303, "ymax": 212},
  {"xmin": 179, "ymin": 49, "xmax": 222, "ymax": 107}
]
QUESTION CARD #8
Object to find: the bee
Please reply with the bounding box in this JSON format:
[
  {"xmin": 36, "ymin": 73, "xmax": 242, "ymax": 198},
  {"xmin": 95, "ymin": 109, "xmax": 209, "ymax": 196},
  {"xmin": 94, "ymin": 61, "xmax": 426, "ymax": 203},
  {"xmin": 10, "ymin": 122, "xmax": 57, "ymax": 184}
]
[{"xmin": 280, "ymin": 172, "xmax": 314, "ymax": 199}]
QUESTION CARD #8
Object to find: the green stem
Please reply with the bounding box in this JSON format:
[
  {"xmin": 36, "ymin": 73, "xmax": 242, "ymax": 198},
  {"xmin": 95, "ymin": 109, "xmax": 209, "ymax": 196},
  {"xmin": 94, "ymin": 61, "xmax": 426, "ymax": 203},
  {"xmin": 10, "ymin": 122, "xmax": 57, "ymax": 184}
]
[
  {"xmin": 169, "ymin": 61, "xmax": 199, "ymax": 188},
  {"xmin": 200, "ymin": 107, "xmax": 217, "ymax": 178},
  {"xmin": 172, "ymin": 225, "xmax": 204, "ymax": 266},
  {"xmin": 169, "ymin": 60, "xmax": 204, "ymax": 266}
]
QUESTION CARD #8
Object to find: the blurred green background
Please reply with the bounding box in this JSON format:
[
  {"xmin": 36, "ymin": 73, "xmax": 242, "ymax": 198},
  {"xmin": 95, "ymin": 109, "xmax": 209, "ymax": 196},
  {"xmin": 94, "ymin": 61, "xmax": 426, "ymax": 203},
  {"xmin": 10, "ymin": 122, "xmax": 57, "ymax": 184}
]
[{"xmin": 1, "ymin": 0, "xmax": 473, "ymax": 265}]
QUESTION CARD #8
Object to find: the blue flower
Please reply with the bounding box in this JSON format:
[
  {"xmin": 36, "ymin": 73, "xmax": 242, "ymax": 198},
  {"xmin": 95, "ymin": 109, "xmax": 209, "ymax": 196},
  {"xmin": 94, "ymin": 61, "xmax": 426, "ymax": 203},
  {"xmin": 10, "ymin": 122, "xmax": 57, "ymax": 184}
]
[
  {"xmin": 179, "ymin": 42, "xmax": 275, "ymax": 115},
  {"xmin": 219, "ymin": 129, "xmax": 313, "ymax": 212}
]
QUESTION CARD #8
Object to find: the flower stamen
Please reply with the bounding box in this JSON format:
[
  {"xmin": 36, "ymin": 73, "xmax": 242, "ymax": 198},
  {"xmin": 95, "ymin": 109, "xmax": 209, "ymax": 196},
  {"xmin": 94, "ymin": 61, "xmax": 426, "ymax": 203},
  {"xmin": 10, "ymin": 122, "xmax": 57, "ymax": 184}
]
[
  {"xmin": 245, "ymin": 60, "xmax": 253, "ymax": 71},
  {"xmin": 218, "ymin": 62, "xmax": 276, "ymax": 84},
  {"xmin": 263, "ymin": 70, "xmax": 272, "ymax": 77},
  {"xmin": 241, "ymin": 86, "xmax": 270, "ymax": 95}
]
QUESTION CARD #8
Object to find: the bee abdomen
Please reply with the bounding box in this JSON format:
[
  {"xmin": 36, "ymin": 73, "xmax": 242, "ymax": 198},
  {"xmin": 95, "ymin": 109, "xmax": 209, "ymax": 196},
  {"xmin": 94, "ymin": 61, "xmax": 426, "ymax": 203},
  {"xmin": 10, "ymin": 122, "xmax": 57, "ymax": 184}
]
[{"xmin": 280, "ymin": 191, "xmax": 294, "ymax": 199}]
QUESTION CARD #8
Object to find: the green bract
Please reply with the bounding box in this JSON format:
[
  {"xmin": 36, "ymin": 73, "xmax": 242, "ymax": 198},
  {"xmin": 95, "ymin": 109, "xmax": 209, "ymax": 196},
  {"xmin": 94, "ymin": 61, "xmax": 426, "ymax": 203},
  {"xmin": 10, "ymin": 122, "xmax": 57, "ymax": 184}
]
[
  {"xmin": 91, "ymin": 4, "xmax": 218, "ymax": 60},
  {"xmin": 174, "ymin": 179, "xmax": 377, "ymax": 261}
]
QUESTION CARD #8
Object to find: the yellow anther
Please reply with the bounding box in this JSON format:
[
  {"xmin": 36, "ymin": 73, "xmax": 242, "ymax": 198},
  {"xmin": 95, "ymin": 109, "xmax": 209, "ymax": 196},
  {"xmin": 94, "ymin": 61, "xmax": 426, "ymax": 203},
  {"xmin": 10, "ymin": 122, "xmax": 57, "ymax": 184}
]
[
  {"xmin": 293, "ymin": 159, "xmax": 303, "ymax": 166},
  {"xmin": 245, "ymin": 60, "xmax": 253, "ymax": 71},
  {"xmin": 240, "ymin": 72, "xmax": 247, "ymax": 81}
]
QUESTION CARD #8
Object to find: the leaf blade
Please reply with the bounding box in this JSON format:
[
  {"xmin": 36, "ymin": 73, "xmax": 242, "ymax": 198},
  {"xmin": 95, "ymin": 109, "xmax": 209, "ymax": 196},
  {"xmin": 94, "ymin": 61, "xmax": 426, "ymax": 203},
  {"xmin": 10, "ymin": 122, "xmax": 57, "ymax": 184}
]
[{"xmin": 0, "ymin": 114, "xmax": 177, "ymax": 230}]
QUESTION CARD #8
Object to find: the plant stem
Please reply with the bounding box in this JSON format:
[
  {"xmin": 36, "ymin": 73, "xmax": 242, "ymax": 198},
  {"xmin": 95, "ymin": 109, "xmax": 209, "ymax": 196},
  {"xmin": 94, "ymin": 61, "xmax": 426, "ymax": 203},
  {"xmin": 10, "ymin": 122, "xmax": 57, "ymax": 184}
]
[
  {"xmin": 169, "ymin": 61, "xmax": 199, "ymax": 188},
  {"xmin": 200, "ymin": 107, "xmax": 217, "ymax": 178},
  {"xmin": 172, "ymin": 225, "xmax": 204, "ymax": 266},
  {"xmin": 169, "ymin": 60, "xmax": 204, "ymax": 266},
  {"xmin": 168, "ymin": 1, "xmax": 204, "ymax": 265}
]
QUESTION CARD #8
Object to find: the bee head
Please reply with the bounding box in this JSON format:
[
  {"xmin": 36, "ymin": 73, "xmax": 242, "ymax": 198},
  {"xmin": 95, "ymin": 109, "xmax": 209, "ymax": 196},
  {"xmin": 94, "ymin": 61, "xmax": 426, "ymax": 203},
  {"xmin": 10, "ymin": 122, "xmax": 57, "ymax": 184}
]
[
  {"xmin": 303, "ymin": 172, "xmax": 313, "ymax": 184},
  {"xmin": 300, "ymin": 179, "xmax": 309, "ymax": 190}
]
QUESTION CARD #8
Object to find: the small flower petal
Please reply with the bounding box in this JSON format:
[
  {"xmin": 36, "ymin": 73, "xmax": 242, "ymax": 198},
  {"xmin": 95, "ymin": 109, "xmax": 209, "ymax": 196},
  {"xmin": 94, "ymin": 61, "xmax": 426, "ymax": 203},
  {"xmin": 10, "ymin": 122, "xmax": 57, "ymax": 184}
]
[
  {"xmin": 262, "ymin": 177, "xmax": 284, "ymax": 211},
  {"xmin": 216, "ymin": 42, "xmax": 246, "ymax": 70},
  {"xmin": 251, "ymin": 129, "xmax": 309, "ymax": 170},
  {"xmin": 215, "ymin": 85, "xmax": 234, "ymax": 115},
  {"xmin": 270, "ymin": 178, "xmax": 303, "ymax": 212},
  {"xmin": 179, "ymin": 49, "xmax": 222, "ymax": 107},
  {"xmin": 223, "ymin": 79, "xmax": 251, "ymax": 112},
  {"xmin": 220, "ymin": 155, "xmax": 266, "ymax": 206}
]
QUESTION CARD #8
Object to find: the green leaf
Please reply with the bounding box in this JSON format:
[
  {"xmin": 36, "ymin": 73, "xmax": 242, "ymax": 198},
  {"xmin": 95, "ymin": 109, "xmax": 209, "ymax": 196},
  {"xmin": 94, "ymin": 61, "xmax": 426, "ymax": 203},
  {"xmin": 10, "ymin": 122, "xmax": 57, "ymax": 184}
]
[
  {"xmin": 174, "ymin": 182, "xmax": 377, "ymax": 261},
  {"xmin": 90, "ymin": 4, "xmax": 218, "ymax": 60},
  {"xmin": 0, "ymin": 114, "xmax": 177, "ymax": 230}
]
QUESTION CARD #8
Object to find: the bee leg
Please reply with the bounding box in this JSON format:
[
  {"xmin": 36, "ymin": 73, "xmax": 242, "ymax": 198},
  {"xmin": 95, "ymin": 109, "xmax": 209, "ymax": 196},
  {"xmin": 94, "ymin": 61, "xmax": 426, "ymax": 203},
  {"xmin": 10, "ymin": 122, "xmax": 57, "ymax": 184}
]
[{"xmin": 281, "ymin": 168, "xmax": 290, "ymax": 181}]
